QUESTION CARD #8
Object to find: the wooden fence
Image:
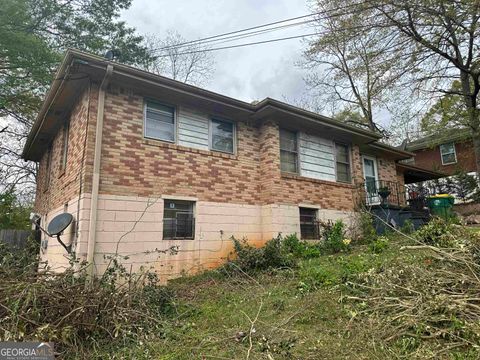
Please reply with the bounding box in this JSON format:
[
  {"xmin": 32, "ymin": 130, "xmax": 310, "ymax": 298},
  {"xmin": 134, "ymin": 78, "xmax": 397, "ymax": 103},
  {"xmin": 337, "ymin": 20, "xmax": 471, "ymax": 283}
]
[{"xmin": 0, "ymin": 229, "xmax": 33, "ymax": 249}]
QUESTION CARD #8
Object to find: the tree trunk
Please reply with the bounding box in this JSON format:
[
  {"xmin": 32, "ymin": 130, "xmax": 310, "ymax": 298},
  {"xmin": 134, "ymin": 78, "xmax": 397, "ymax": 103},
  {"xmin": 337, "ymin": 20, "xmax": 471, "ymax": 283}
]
[{"xmin": 472, "ymin": 128, "xmax": 480, "ymax": 184}]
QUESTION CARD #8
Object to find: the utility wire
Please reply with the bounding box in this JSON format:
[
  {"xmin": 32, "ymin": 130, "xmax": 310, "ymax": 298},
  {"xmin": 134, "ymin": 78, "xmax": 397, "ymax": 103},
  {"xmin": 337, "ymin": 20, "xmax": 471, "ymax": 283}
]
[
  {"xmin": 154, "ymin": 22, "xmax": 368, "ymax": 58},
  {"xmin": 154, "ymin": 32, "xmax": 320, "ymax": 57},
  {"xmin": 152, "ymin": 2, "xmax": 366, "ymax": 53}
]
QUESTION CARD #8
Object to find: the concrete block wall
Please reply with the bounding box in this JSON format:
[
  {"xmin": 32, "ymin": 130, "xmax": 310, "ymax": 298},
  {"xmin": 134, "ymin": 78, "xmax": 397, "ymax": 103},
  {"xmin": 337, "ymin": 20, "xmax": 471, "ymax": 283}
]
[{"xmin": 39, "ymin": 194, "xmax": 90, "ymax": 272}]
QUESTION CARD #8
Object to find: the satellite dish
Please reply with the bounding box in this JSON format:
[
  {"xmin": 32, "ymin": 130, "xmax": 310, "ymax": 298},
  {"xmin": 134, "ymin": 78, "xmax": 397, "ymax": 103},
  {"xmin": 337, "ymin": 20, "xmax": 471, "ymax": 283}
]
[
  {"xmin": 104, "ymin": 49, "xmax": 121, "ymax": 61},
  {"xmin": 47, "ymin": 213, "xmax": 74, "ymax": 254},
  {"xmin": 48, "ymin": 213, "xmax": 73, "ymax": 235}
]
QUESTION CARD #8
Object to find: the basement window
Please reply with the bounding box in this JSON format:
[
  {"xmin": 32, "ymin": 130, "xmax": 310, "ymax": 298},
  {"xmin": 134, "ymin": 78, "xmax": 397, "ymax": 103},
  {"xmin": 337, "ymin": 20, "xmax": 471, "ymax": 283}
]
[
  {"xmin": 299, "ymin": 207, "xmax": 319, "ymax": 240},
  {"xmin": 280, "ymin": 128, "xmax": 298, "ymax": 173},
  {"xmin": 440, "ymin": 142, "xmax": 457, "ymax": 165},
  {"xmin": 163, "ymin": 200, "xmax": 195, "ymax": 240}
]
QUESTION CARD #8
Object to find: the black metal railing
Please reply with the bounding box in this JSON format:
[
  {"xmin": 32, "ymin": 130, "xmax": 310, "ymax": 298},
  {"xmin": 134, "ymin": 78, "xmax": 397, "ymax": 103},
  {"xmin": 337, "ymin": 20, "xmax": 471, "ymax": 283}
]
[
  {"xmin": 357, "ymin": 180, "xmax": 403, "ymax": 207},
  {"xmin": 406, "ymin": 184, "xmax": 431, "ymax": 210}
]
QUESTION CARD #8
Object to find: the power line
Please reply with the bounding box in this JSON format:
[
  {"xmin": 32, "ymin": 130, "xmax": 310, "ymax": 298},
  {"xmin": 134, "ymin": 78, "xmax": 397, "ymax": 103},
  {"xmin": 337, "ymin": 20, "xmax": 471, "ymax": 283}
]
[
  {"xmin": 171, "ymin": 18, "xmax": 318, "ymax": 50},
  {"xmin": 155, "ymin": 32, "xmax": 321, "ymax": 57},
  {"xmin": 154, "ymin": 21, "xmax": 368, "ymax": 58},
  {"xmin": 152, "ymin": 2, "xmax": 365, "ymax": 53}
]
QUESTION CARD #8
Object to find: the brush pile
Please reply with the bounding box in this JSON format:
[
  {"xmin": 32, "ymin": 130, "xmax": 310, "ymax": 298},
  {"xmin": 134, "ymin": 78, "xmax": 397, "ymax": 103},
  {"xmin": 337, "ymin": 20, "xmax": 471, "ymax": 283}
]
[
  {"xmin": 0, "ymin": 238, "xmax": 174, "ymax": 358},
  {"xmin": 347, "ymin": 219, "xmax": 480, "ymax": 356}
]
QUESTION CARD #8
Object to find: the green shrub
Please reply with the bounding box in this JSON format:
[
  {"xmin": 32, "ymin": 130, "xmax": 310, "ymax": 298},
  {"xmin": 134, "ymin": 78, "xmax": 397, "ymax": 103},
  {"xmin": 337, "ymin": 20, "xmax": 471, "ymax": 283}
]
[
  {"xmin": 283, "ymin": 234, "xmax": 322, "ymax": 258},
  {"xmin": 358, "ymin": 212, "xmax": 377, "ymax": 243},
  {"xmin": 368, "ymin": 236, "xmax": 389, "ymax": 254},
  {"xmin": 228, "ymin": 236, "xmax": 295, "ymax": 272},
  {"xmin": 414, "ymin": 218, "xmax": 460, "ymax": 248},
  {"xmin": 400, "ymin": 219, "xmax": 415, "ymax": 234},
  {"xmin": 322, "ymin": 220, "xmax": 349, "ymax": 253}
]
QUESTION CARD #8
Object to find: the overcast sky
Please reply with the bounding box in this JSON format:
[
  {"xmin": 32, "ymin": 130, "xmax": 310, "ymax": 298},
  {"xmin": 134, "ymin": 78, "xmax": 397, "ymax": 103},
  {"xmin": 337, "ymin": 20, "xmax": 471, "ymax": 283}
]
[{"xmin": 121, "ymin": 0, "xmax": 311, "ymax": 103}]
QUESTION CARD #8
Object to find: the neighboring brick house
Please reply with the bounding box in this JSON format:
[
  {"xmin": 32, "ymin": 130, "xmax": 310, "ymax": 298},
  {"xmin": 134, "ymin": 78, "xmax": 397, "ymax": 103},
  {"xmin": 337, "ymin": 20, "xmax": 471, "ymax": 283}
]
[
  {"xmin": 22, "ymin": 49, "xmax": 429, "ymax": 279},
  {"xmin": 404, "ymin": 129, "xmax": 476, "ymax": 176}
]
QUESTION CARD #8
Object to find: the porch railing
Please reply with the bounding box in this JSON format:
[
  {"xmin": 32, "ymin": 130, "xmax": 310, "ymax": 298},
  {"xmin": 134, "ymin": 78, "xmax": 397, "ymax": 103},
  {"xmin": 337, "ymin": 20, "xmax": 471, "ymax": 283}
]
[{"xmin": 357, "ymin": 180, "xmax": 404, "ymax": 207}]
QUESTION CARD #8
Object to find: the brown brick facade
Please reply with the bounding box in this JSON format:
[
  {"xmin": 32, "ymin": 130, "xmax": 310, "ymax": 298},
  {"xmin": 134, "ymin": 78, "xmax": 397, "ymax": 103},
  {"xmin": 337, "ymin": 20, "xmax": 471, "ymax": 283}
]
[
  {"xmin": 36, "ymin": 84, "xmax": 402, "ymax": 215},
  {"xmin": 413, "ymin": 140, "xmax": 476, "ymax": 175},
  {"xmin": 34, "ymin": 86, "xmax": 96, "ymax": 214}
]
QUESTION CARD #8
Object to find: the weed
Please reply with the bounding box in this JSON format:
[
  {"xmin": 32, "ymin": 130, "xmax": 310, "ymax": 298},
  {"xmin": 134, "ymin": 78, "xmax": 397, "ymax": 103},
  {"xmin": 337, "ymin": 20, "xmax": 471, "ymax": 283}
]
[
  {"xmin": 368, "ymin": 236, "xmax": 389, "ymax": 254},
  {"xmin": 228, "ymin": 236, "xmax": 295, "ymax": 272},
  {"xmin": 322, "ymin": 220, "xmax": 349, "ymax": 253}
]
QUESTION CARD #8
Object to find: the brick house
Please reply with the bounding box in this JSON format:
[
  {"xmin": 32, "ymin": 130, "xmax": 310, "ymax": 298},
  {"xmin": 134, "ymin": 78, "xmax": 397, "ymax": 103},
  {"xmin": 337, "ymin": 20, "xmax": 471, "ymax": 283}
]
[
  {"xmin": 404, "ymin": 129, "xmax": 476, "ymax": 176},
  {"xmin": 22, "ymin": 49, "xmax": 437, "ymax": 279}
]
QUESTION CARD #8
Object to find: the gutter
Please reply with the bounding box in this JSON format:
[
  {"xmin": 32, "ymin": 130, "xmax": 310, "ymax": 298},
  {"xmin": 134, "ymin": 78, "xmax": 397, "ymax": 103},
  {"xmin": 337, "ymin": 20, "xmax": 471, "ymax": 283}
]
[{"xmin": 86, "ymin": 63, "xmax": 113, "ymax": 279}]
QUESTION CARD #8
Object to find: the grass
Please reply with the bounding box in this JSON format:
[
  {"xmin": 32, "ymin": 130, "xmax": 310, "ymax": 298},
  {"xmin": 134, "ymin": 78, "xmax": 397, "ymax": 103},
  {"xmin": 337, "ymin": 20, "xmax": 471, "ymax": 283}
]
[{"xmin": 94, "ymin": 234, "xmax": 459, "ymax": 360}]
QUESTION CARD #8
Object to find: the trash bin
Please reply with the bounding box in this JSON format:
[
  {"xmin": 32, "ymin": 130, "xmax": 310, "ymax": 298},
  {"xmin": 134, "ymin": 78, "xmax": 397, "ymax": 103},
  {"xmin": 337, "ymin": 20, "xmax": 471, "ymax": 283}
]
[{"xmin": 426, "ymin": 194, "xmax": 455, "ymax": 220}]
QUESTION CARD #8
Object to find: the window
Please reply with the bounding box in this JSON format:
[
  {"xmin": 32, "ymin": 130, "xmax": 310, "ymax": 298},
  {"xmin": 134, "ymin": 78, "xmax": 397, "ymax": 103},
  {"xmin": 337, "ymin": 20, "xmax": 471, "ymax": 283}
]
[
  {"xmin": 440, "ymin": 142, "xmax": 457, "ymax": 165},
  {"xmin": 299, "ymin": 207, "xmax": 319, "ymax": 240},
  {"xmin": 163, "ymin": 200, "xmax": 195, "ymax": 240},
  {"xmin": 211, "ymin": 119, "xmax": 234, "ymax": 153},
  {"xmin": 144, "ymin": 101, "xmax": 175, "ymax": 142},
  {"xmin": 335, "ymin": 143, "xmax": 351, "ymax": 183},
  {"xmin": 60, "ymin": 121, "xmax": 69, "ymax": 170},
  {"xmin": 280, "ymin": 129, "xmax": 298, "ymax": 173},
  {"xmin": 44, "ymin": 143, "xmax": 53, "ymax": 190}
]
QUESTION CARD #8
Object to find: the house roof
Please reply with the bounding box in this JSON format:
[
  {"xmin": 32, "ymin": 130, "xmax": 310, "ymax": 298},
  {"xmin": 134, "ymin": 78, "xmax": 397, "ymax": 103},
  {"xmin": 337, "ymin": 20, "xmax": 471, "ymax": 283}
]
[
  {"xmin": 405, "ymin": 128, "xmax": 471, "ymax": 151},
  {"xmin": 22, "ymin": 49, "xmax": 410, "ymax": 161}
]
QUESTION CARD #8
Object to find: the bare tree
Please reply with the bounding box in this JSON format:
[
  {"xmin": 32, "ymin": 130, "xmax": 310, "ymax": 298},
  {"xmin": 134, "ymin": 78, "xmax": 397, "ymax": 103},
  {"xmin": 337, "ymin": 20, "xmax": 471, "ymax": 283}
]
[
  {"xmin": 367, "ymin": 0, "xmax": 480, "ymax": 178},
  {"xmin": 302, "ymin": 0, "xmax": 410, "ymax": 134},
  {"xmin": 145, "ymin": 30, "xmax": 215, "ymax": 86}
]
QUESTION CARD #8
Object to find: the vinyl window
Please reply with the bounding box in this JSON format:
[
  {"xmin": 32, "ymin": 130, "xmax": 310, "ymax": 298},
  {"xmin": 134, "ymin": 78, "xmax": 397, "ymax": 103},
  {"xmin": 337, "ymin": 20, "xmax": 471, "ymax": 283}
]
[
  {"xmin": 144, "ymin": 101, "xmax": 175, "ymax": 142},
  {"xmin": 280, "ymin": 129, "xmax": 298, "ymax": 173},
  {"xmin": 163, "ymin": 200, "xmax": 195, "ymax": 240},
  {"xmin": 211, "ymin": 118, "xmax": 234, "ymax": 153},
  {"xmin": 440, "ymin": 142, "xmax": 457, "ymax": 165},
  {"xmin": 335, "ymin": 143, "xmax": 351, "ymax": 183}
]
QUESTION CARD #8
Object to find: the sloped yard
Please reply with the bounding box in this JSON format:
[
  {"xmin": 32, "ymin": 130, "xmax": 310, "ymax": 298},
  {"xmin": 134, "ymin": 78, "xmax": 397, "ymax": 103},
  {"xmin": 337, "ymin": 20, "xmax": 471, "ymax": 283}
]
[{"xmin": 2, "ymin": 218, "xmax": 480, "ymax": 359}]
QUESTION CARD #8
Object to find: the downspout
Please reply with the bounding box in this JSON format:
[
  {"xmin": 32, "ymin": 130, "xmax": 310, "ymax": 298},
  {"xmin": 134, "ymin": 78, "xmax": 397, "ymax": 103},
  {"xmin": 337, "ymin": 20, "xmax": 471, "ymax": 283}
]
[{"xmin": 86, "ymin": 64, "xmax": 113, "ymax": 279}]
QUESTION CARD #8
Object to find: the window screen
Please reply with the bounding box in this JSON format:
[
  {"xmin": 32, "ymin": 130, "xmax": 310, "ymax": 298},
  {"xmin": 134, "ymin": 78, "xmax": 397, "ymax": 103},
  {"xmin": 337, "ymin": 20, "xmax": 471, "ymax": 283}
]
[
  {"xmin": 335, "ymin": 143, "xmax": 351, "ymax": 183},
  {"xmin": 280, "ymin": 129, "xmax": 298, "ymax": 173},
  {"xmin": 211, "ymin": 119, "xmax": 234, "ymax": 153},
  {"xmin": 145, "ymin": 101, "xmax": 175, "ymax": 142},
  {"xmin": 163, "ymin": 200, "xmax": 195, "ymax": 240}
]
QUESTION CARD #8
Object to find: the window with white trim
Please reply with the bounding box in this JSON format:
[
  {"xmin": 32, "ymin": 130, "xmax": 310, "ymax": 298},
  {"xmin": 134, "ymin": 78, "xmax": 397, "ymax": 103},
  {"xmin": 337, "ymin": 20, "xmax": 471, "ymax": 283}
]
[
  {"xmin": 144, "ymin": 101, "xmax": 175, "ymax": 142},
  {"xmin": 211, "ymin": 118, "xmax": 234, "ymax": 153},
  {"xmin": 163, "ymin": 200, "xmax": 195, "ymax": 240},
  {"xmin": 440, "ymin": 142, "xmax": 457, "ymax": 165},
  {"xmin": 335, "ymin": 143, "xmax": 351, "ymax": 183},
  {"xmin": 280, "ymin": 128, "xmax": 298, "ymax": 173}
]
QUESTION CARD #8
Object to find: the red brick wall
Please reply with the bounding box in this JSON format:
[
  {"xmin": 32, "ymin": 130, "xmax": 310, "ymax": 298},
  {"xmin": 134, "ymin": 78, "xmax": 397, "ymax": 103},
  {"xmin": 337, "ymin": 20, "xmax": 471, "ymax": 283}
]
[
  {"xmin": 98, "ymin": 87, "xmax": 378, "ymax": 211},
  {"xmin": 413, "ymin": 140, "xmax": 475, "ymax": 175},
  {"xmin": 34, "ymin": 84, "xmax": 401, "ymax": 214},
  {"xmin": 34, "ymin": 85, "xmax": 96, "ymax": 214}
]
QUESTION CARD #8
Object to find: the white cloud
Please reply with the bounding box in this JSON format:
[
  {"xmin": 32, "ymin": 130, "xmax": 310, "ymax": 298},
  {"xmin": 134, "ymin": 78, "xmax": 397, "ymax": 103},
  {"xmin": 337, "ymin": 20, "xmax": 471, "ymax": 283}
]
[{"xmin": 121, "ymin": 0, "xmax": 310, "ymax": 102}]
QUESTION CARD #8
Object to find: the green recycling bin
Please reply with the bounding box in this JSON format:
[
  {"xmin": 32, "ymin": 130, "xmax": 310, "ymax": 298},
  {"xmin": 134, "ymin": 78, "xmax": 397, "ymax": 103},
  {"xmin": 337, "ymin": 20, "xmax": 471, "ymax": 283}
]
[{"xmin": 427, "ymin": 194, "xmax": 455, "ymax": 220}]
